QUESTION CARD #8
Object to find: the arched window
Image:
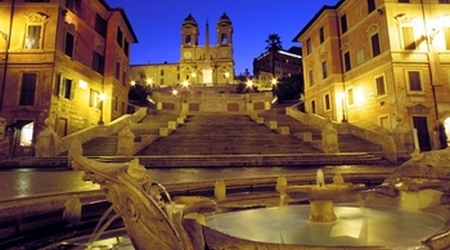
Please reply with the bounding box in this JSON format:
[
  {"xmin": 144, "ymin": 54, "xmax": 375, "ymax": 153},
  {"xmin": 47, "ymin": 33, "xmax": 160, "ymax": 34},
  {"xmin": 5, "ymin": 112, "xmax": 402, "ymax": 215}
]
[
  {"xmin": 185, "ymin": 35, "xmax": 191, "ymax": 45},
  {"xmin": 221, "ymin": 34, "xmax": 228, "ymax": 44}
]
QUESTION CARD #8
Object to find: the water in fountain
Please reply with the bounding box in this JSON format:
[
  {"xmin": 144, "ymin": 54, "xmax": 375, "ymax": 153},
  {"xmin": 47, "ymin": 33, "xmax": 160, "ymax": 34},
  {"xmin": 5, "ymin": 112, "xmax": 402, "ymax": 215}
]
[
  {"xmin": 204, "ymin": 169, "xmax": 445, "ymax": 248},
  {"xmin": 205, "ymin": 204, "xmax": 444, "ymax": 247}
]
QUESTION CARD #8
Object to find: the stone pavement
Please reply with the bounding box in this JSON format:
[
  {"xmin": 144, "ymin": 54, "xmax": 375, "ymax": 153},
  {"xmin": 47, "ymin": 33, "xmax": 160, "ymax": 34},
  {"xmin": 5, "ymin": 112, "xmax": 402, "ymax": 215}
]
[{"xmin": 0, "ymin": 164, "xmax": 398, "ymax": 202}]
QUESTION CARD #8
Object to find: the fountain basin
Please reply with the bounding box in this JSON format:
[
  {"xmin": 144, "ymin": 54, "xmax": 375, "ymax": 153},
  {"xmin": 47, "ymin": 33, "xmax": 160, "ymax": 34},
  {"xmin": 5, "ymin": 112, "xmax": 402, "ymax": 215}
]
[{"xmin": 204, "ymin": 204, "xmax": 444, "ymax": 249}]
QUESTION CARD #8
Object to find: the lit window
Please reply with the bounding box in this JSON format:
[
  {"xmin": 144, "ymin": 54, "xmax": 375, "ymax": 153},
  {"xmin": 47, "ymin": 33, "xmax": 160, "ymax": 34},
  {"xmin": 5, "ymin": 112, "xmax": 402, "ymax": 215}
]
[
  {"xmin": 20, "ymin": 122, "xmax": 34, "ymax": 147},
  {"xmin": 25, "ymin": 25, "xmax": 42, "ymax": 49}
]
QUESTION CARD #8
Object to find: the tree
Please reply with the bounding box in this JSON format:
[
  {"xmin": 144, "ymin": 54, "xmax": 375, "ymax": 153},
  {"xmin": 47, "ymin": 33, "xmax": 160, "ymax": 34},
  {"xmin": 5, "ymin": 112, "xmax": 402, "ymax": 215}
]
[
  {"xmin": 265, "ymin": 34, "xmax": 282, "ymax": 76},
  {"xmin": 265, "ymin": 33, "xmax": 283, "ymax": 52},
  {"xmin": 274, "ymin": 73, "xmax": 304, "ymax": 101}
]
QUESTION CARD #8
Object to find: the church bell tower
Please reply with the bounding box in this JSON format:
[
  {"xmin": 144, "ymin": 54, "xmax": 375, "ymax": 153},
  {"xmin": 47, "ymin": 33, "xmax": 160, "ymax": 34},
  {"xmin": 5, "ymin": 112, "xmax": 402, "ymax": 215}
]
[
  {"xmin": 181, "ymin": 14, "xmax": 198, "ymax": 59},
  {"xmin": 216, "ymin": 12, "xmax": 234, "ymax": 84}
]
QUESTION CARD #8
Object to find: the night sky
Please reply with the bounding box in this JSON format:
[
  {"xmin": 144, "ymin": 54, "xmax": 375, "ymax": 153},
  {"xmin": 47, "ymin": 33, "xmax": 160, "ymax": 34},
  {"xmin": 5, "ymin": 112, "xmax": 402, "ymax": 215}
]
[{"xmin": 105, "ymin": 0, "xmax": 338, "ymax": 75}]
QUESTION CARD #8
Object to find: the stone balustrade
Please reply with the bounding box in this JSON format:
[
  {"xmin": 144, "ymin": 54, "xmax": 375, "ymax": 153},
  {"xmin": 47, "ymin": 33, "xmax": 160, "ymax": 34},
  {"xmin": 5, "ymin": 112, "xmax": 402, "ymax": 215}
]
[
  {"xmin": 286, "ymin": 106, "xmax": 398, "ymax": 162},
  {"xmin": 36, "ymin": 108, "xmax": 148, "ymax": 157},
  {"xmin": 275, "ymin": 126, "xmax": 290, "ymax": 135}
]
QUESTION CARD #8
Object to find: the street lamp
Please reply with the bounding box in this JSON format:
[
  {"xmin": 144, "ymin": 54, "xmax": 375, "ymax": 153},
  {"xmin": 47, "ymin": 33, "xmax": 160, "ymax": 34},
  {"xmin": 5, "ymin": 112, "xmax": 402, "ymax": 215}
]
[
  {"xmin": 146, "ymin": 78, "xmax": 153, "ymax": 86},
  {"xmin": 98, "ymin": 93, "xmax": 106, "ymax": 125},
  {"xmin": 246, "ymin": 79, "xmax": 254, "ymax": 92},
  {"xmin": 270, "ymin": 78, "xmax": 278, "ymax": 90},
  {"xmin": 225, "ymin": 71, "xmax": 230, "ymax": 84}
]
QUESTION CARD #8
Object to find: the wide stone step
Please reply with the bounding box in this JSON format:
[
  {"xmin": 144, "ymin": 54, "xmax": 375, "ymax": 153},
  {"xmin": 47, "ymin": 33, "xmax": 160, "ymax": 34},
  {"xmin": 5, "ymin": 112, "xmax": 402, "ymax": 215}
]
[{"xmin": 95, "ymin": 153, "xmax": 385, "ymax": 168}]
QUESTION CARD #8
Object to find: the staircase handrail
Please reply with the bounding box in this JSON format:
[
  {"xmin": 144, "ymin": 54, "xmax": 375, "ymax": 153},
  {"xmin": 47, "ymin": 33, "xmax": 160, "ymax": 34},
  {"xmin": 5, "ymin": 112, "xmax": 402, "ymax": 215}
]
[
  {"xmin": 55, "ymin": 107, "xmax": 147, "ymax": 156},
  {"xmin": 286, "ymin": 106, "xmax": 397, "ymax": 162}
]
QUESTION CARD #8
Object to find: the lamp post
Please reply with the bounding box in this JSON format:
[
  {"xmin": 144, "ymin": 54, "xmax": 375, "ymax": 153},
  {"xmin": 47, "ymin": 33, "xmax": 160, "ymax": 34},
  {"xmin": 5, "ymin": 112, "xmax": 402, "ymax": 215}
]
[
  {"xmin": 0, "ymin": 0, "xmax": 15, "ymax": 111},
  {"xmin": 339, "ymin": 91, "xmax": 347, "ymax": 123},
  {"xmin": 246, "ymin": 79, "xmax": 254, "ymax": 92},
  {"xmin": 98, "ymin": 93, "xmax": 106, "ymax": 125}
]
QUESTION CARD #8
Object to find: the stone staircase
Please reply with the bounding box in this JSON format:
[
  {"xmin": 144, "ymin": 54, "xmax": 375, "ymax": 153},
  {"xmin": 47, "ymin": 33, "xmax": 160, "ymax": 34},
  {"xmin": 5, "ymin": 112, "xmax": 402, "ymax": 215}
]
[
  {"xmin": 81, "ymin": 111, "xmax": 179, "ymax": 156},
  {"xmin": 258, "ymin": 102, "xmax": 383, "ymax": 154},
  {"xmin": 80, "ymin": 104, "xmax": 387, "ymax": 166},
  {"xmin": 137, "ymin": 113, "xmax": 321, "ymax": 156}
]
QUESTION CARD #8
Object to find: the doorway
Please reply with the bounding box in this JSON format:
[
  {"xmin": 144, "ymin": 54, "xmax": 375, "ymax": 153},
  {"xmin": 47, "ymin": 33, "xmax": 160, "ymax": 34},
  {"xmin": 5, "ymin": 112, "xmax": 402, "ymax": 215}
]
[{"xmin": 413, "ymin": 117, "xmax": 431, "ymax": 151}]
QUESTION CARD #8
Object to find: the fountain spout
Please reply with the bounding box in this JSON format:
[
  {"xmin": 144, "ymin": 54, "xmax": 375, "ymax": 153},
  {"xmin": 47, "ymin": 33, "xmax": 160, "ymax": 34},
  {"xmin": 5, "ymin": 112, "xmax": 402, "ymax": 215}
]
[
  {"xmin": 278, "ymin": 169, "xmax": 365, "ymax": 223},
  {"xmin": 316, "ymin": 169, "xmax": 325, "ymax": 188}
]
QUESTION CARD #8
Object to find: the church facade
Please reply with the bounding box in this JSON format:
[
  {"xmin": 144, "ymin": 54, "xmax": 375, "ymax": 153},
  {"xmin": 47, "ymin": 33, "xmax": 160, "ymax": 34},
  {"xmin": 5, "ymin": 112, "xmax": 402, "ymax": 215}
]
[{"xmin": 130, "ymin": 13, "xmax": 235, "ymax": 87}]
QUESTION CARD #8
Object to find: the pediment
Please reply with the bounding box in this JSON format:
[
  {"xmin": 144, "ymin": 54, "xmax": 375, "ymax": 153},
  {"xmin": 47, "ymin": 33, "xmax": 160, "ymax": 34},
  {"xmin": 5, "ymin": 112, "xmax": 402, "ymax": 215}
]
[{"xmin": 407, "ymin": 103, "xmax": 430, "ymax": 115}]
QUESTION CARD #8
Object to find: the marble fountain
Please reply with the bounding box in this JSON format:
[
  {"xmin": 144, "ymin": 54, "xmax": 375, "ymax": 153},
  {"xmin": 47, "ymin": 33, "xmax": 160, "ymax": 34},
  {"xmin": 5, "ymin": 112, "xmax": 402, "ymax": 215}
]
[{"xmin": 70, "ymin": 147, "xmax": 450, "ymax": 249}]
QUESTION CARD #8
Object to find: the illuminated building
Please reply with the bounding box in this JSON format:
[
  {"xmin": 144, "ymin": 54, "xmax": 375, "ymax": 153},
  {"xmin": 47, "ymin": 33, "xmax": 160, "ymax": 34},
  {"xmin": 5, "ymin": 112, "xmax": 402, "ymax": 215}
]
[
  {"xmin": 130, "ymin": 13, "xmax": 235, "ymax": 87},
  {"xmin": 252, "ymin": 46, "xmax": 302, "ymax": 89},
  {"xmin": 294, "ymin": 0, "xmax": 450, "ymax": 151},
  {"xmin": 0, "ymin": 0, "xmax": 137, "ymax": 156}
]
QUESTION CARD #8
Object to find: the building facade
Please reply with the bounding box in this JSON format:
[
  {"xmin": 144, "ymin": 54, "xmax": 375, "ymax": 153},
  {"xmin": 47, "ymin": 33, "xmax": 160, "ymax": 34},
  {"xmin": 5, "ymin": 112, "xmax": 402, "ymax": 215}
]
[
  {"xmin": 0, "ymin": 0, "xmax": 137, "ymax": 156},
  {"xmin": 130, "ymin": 13, "xmax": 235, "ymax": 88},
  {"xmin": 294, "ymin": 0, "xmax": 450, "ymax": 151},
  {"xmin": 252, "ymin": 47, "xmax": 302, "ymax": 88}
]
